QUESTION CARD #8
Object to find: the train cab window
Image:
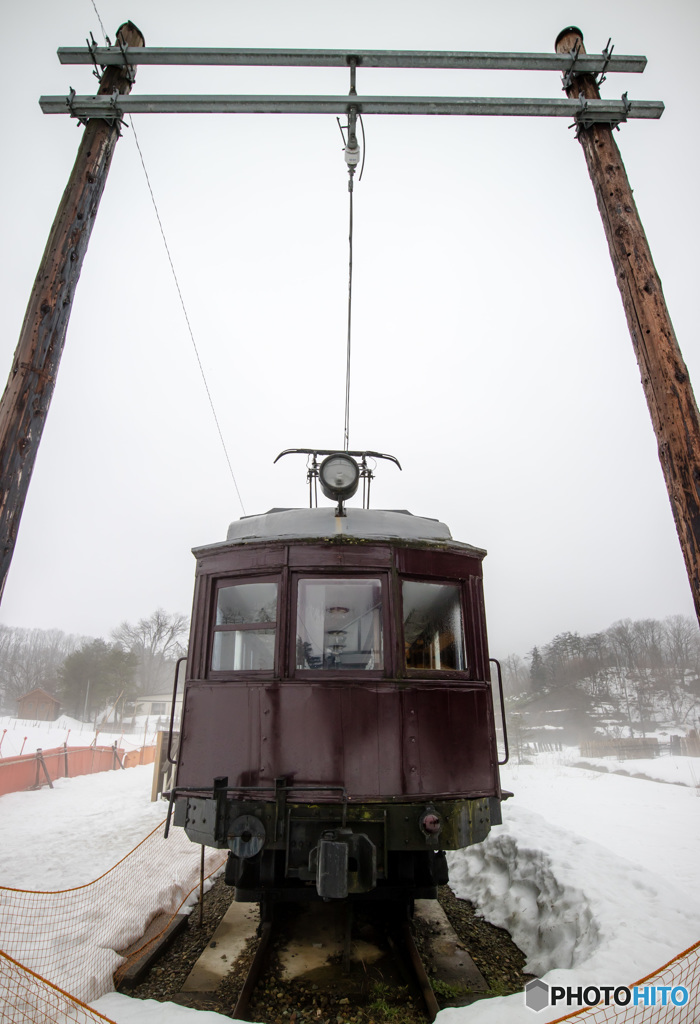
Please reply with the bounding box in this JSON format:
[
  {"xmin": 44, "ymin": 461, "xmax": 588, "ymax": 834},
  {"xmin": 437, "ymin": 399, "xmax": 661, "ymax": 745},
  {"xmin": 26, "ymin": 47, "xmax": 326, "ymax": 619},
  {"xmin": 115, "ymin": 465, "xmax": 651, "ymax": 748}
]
[
  {"xmin": 296, "ymin": 578, "xmax": 384, "ymax": 671},
  {"xmin": 211, "ymin": 580, "xmax": 278, "ymax": 671},
  {"xmin": 402, "ymin": 580, "xmax": 466, "ymax": 671}
]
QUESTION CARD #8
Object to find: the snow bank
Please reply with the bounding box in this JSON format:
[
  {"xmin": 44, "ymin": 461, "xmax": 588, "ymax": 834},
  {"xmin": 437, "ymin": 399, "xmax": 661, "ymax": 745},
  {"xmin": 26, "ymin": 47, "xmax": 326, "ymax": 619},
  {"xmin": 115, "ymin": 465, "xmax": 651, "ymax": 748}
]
[
  {"xmin": 447, "ymin": 808, "xmax": 599, "ymax": 975},
  {"xmin": 441, "ymin": 759, "xmax": 700, "ymax": 1022},
  {"xmin": 94, "ymin": 993, "xmax": 237, "ymax": 1023}
]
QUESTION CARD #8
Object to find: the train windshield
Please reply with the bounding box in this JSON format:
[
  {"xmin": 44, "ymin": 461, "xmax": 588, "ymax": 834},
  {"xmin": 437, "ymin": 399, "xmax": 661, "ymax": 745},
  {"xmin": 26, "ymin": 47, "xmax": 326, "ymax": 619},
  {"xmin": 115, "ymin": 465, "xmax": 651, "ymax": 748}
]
[
  {"xmin": 211, "ymin": 580, "xmax": 278, "ymax": 671},
  {"xmin": 402, "ymin": 580, "xmax": 466, "ymax": 671},
  {"xmin": 296, "ymin": 578, "xmax": 384, "ymax": 671}
]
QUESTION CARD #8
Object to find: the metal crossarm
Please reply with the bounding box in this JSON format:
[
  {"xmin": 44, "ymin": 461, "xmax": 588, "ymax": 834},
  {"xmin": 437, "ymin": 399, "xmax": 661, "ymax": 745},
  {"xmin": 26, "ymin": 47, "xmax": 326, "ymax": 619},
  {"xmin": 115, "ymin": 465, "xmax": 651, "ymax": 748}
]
[
  {"xmin": 56, "ymin": 45, "xmax": 648, "ymax": 74},
  {"xmin": 39, "ymin": 94, "xmax": 665, "ymax": 119}
]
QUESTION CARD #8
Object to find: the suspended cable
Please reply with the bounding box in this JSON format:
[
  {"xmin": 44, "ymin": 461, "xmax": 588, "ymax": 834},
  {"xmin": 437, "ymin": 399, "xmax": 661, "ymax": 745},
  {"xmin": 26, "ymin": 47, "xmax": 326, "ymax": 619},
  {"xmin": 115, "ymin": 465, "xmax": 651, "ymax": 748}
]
[
  {"xmin": 342, "ymin": 66, "xmax": 361, "ymax": 452},
  {"xmin": 128, "ymin": 114, "xmax": 247, "ymax": 515},
  {"xmin": 89, "ymin": 0, "xmax": 109, "ymax": 45},
  {"xmin": 344, "ymin": 184, "xmax": 354, "ymax": 452}
]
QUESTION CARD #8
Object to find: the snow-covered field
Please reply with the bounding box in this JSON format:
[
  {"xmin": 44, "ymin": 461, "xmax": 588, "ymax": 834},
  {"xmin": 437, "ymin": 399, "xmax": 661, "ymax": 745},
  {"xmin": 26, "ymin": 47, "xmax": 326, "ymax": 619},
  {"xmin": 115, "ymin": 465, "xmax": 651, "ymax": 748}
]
[
  {"xmin": 0, "ymin": 714, "xmax": 169, "ymax": 759},
  {"xmin": 1, "ymin": 729, "xmax": 698, "ymax": 1024}
]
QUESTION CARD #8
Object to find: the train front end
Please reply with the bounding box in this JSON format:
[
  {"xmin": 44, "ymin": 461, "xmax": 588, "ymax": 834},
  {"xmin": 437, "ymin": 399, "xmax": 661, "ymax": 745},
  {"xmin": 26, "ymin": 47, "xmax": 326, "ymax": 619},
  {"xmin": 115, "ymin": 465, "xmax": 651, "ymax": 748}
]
[{"xmin": 170, "ymin": 460, "xmax": 507, "ymax": 903}]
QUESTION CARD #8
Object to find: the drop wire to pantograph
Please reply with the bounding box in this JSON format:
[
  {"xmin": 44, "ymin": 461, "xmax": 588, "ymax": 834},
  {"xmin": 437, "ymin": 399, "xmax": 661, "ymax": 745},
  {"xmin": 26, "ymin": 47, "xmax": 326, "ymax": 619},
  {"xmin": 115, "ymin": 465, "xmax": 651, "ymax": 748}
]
[
  {"xmin": 341, "ymin": 90, "xmax": 363, "ymax": 452},
  {"xmin": 344, "ymin": 185, "xmax": 354, "ymax": 452}
]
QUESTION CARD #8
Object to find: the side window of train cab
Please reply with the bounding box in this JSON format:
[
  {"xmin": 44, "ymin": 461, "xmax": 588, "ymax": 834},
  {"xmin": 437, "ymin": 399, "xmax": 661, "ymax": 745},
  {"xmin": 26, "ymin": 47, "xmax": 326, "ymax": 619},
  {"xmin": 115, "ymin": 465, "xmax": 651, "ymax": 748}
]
[
  {"xmin": 295, "ymin": 577, "xmax": 384, "ymax": 671},
  {"xmin": 211, "ymin": 578, "xmax": 279, "ymax": 672},
  {"xmin": 402, "ymin": 579, "xmax": 467, "ymax": 672}
]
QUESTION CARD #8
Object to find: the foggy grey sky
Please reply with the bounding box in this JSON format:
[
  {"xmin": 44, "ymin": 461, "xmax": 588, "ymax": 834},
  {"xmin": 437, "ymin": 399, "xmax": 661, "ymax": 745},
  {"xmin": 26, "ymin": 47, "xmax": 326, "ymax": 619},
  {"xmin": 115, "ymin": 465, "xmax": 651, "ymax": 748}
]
[{"xmin": 0, "ymin": 0, "xmax": 698, "ymax": 658}]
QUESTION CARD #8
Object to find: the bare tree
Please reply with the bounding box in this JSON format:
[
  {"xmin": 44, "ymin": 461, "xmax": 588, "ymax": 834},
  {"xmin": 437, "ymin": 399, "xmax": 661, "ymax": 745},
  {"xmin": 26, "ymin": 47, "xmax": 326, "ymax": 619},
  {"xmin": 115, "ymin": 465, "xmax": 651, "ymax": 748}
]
[
  {"xmin": 111, "ymin": 609, "xmax": 189, "ymax": 694},
  {"xmin": 0, "ymin": 626, "xmax": 85, "ymax": 713},
  {"xmin": 501, "ymin": 653, "xmax": 529, "ymax": 698}
]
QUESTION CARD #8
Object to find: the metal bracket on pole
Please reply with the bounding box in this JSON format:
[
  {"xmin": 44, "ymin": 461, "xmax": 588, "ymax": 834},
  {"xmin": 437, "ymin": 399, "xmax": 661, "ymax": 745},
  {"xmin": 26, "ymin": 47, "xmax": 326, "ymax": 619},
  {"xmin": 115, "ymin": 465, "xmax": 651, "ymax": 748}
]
[
  {"xmin": 66, "ymin": 87, "xmax": 89, "ymax": 127},
  {"xmin": 86, "ymin": 32, "xmax": 105, "ymax": 83},
  {"xmin": 116, "ymin": 35, "xmax": 136, "ymax": 85},
  {"xmin": 596, "ymin": 39, "xmax": 614, "ymax": 87},
  {"xmin": 561, "ymin": 38, "xmax": 582, "ymax": 90},
  {"xmin": 562, "ymin": 36, "xmax": 615, "ymax": 91},
  {"xmin": 573, "ymin": 91, "xmax": 632, "ymax": 134},
  {"xmin": 108, "ymin": 88, "xmax": 127, "ymax": 134},
  {"xmin": 66, "ymin": 84, "xmax": 127, "ymax": 133}
]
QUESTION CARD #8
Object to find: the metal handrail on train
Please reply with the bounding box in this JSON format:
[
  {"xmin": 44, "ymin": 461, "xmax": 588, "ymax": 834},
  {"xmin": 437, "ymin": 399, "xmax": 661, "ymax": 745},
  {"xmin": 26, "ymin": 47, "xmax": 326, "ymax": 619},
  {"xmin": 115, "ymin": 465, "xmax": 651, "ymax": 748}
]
[
  {"xmin": 489, "ymin": 658, "xmax": 510, "ymax": 765},
  {"xmin": 167, "ymin": 656, "xmax": 188, "ymax": 766}
]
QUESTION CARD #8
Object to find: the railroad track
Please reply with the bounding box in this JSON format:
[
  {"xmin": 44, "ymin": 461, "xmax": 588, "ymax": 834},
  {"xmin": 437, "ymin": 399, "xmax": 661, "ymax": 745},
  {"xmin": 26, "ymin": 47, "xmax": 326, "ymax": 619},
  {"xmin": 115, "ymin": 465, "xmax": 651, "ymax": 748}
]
[
  {"xmin": 122, "ymin": 880, "xmax": 533, "ymax": 1022},
  {"xmin": 231, "ymin": 899, "xmax": 445, "ymax": 1022},
  {"xmin": 173, "ymin": 894, "xmax": 487, "ymax": 1023}
]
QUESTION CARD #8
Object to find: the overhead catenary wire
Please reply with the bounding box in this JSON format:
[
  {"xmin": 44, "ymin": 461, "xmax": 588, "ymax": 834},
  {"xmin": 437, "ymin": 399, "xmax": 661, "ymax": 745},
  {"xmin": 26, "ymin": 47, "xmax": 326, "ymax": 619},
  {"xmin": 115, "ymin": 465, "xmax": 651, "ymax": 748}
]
[
  {"xmin": 127, "ymin": 114, "xmax": 246, "ymax": 515},
  {"xmin": 342, "ymin": 87, "xmax": 361, "ymax": 452},
  {"xmin": 344, "ymin": 183, "xmax": 354, "ymax": 452}
]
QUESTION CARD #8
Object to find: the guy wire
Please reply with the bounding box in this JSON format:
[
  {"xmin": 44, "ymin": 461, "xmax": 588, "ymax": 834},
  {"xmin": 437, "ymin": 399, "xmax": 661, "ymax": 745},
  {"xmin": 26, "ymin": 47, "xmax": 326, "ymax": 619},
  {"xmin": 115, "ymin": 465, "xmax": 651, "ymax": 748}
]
[
  {"xmin": 89, "ymin": 0, "xmax": 109, "ymax": 45},
  {"xmin": 88, "ymin": 0, "xmax": 246, "ymax": 512},
  {"xmin": 128, "ymin": 115, "xmax": 246, "ymax": 515}
]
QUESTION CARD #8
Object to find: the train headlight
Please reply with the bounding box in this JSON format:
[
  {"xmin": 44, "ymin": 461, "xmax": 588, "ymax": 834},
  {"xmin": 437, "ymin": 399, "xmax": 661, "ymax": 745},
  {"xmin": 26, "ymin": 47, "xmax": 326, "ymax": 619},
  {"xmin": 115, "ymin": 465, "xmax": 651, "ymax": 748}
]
[{"xmin": 319, "ymin": 453, "xmax": 360, "ymax": 503}]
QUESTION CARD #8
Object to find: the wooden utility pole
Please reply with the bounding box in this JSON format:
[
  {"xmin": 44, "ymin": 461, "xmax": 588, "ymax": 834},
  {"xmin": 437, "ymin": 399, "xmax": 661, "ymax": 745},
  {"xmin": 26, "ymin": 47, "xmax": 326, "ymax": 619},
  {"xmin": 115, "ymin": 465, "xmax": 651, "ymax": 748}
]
[
  {"xmin": 556, "ymin": 26, "xmax": 700, "ymax": 625},
  {"xmin": 0, "ymin": 21, "xmax": 144, "ymax": 600}
]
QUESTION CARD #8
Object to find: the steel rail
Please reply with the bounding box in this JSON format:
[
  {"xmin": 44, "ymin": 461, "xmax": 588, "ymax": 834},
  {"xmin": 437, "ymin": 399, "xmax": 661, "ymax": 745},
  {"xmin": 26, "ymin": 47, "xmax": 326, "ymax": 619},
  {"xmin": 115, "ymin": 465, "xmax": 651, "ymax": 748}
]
[
  {"xmin": 401, "ymin": 914, "xmax": 441, "ymax": 1022},
  {"xmin": 57, "ymin": 45, "xmax": 647, "ymax": 73},
  {"xmin": 39, "ymin": 94, "xmax": 665, "ymax": 119},
  {"xmin": 232, "ymin": 915, "xmax": 274, "ymax": 1021}
]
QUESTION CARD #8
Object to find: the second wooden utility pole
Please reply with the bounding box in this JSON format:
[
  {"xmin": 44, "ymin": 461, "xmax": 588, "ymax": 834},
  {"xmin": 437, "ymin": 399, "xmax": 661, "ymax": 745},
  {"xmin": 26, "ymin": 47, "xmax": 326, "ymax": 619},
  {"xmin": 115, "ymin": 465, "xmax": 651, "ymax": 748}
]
[
  {"xmin": 0, "ymin": 21, "xmax": 144, "ymax": 601},
  {"xmin": 556, "ymin": 26, "xmax": 700, "ymax": 625}
]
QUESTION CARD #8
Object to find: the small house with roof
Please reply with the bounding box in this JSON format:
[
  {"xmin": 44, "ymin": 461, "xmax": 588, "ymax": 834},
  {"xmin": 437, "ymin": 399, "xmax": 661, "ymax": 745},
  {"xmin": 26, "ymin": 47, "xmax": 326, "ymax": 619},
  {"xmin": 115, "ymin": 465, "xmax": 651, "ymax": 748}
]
[{"xmin": 17, "ymin": 688, "xmax": 60, "ymax": 722}]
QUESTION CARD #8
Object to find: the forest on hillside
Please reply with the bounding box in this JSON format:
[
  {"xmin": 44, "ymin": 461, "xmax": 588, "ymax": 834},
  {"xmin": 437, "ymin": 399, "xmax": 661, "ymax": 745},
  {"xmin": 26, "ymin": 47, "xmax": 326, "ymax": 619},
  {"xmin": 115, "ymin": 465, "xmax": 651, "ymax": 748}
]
[
  {"xmin": 0, "ymin": 609, "xmax": 188, "ymax": 720},
  {"xmin": 2, "ymin": 610, "xmax": 699, "ymax": 738},
  {"xmin": 500, "ymin": 615, "xmax": 700, "ymax": 739}
]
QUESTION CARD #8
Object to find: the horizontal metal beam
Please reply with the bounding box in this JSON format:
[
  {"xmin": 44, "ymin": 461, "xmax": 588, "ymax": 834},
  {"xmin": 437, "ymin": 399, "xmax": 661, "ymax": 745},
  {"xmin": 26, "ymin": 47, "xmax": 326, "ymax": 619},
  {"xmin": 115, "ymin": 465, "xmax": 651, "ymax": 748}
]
[
  {"xmin": 39, "ymin": 94, "xmax": 665, "ymax": 119},
  {"xmin": 57, "ymin": 46, "xmax": 648, "ymax": 74}
]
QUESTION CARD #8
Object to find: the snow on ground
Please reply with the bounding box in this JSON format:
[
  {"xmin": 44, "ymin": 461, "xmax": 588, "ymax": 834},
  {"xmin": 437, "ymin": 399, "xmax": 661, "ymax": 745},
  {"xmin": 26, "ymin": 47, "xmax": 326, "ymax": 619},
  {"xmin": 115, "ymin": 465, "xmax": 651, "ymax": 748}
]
[
  {"xmin": 0, "ymin": 714, "xmax": 169, "ymax": 758},
  {"xmin": 95, "ymin": 993, "xmax": 233, "ymax": 1023},
  {"xmin": 1, "ymin": 730, "xmax": 699, "ymax": 1024},
  {"xmin": 440, "ymin": 753, "xmax": 700, "ymax": 1023},
  {"xmin": 0, "ymin": 765, "xmax": 165, "ymax": 888},
  {"xmin": 575, "ymin": 753, "xmax": 700, "ymax": 789}
]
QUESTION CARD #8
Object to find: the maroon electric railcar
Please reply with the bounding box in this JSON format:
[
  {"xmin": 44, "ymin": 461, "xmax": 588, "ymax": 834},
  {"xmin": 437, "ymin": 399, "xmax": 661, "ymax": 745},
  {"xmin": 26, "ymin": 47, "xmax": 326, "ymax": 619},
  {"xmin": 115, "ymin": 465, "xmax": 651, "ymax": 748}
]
[{"xmin": 170, "ymin": 452, "xmax": 508, "ymax": 903}]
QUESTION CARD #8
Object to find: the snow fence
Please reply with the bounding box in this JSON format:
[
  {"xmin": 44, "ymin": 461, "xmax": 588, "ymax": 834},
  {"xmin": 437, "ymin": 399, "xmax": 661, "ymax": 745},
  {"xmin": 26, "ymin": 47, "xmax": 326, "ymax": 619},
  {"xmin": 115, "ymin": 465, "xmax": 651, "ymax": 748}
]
[
  {"xmin": 0, "ymin": 949, "xmax": 115, "ymax": 1024},
  {"xmin": 0, "ymin": 743, "xmax": 157, "ymax": 797},
  {"xmin": 0, "ymin": 819, "xmax": 226, "ymax": 1021},
  {"xmin": 551, "ymin": 939, "xmax": 700, "ymax": 1023}
]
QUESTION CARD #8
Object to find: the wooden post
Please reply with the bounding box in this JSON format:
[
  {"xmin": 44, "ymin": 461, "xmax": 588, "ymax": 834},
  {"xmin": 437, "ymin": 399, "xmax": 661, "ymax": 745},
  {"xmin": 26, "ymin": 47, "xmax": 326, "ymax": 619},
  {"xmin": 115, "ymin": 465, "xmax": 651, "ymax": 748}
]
[
  {"xmin": 0, "ymin": 21, "xmax": 144, "ymax": 600},
  {"xmin": 556, "ymin": 26, "xmax": 700, "ymax": 624}
]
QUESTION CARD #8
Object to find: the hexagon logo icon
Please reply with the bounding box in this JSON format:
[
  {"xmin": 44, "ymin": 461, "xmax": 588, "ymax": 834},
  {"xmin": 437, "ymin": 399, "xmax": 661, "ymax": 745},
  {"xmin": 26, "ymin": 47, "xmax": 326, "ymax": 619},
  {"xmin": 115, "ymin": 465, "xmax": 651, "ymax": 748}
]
[{"xmin": 525, "ymin": 979, "xmax": 550, "ymax": 1012}]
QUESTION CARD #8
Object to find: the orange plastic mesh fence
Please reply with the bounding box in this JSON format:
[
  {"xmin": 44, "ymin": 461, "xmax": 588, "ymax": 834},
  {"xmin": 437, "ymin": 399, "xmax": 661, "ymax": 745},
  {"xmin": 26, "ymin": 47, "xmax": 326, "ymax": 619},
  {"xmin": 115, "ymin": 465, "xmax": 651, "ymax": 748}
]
[
  {"xmin": 0, "ymin": 949, "xmax": 117, "ymax": 1024},
  {"xmin": 0, "ymin": 745, "xmax": 158, "ymax": 798},
  {"xmin": 0, "ymin": 819, "xmax": 226, "ymax": 1009},
  {"xmin": 550, "ymin": 939, "xmax": 700, "ymax": 1023}
]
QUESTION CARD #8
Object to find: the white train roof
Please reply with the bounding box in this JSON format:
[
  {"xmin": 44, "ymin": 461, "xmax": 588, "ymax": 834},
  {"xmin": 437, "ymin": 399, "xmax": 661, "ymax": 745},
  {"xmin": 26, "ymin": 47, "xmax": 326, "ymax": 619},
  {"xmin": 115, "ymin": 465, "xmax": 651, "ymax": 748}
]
[{"xmin": 192, "ymin": 507, "xmax": 486, "ymax": 556}]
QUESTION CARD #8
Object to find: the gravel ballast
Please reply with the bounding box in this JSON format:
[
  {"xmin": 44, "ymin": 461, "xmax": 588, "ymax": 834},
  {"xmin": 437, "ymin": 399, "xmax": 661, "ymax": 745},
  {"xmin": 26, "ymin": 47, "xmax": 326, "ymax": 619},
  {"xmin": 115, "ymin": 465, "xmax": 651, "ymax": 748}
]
[{"xmin": 126, "ymin": 877, "xmax": 534, "ymax": 1020}]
